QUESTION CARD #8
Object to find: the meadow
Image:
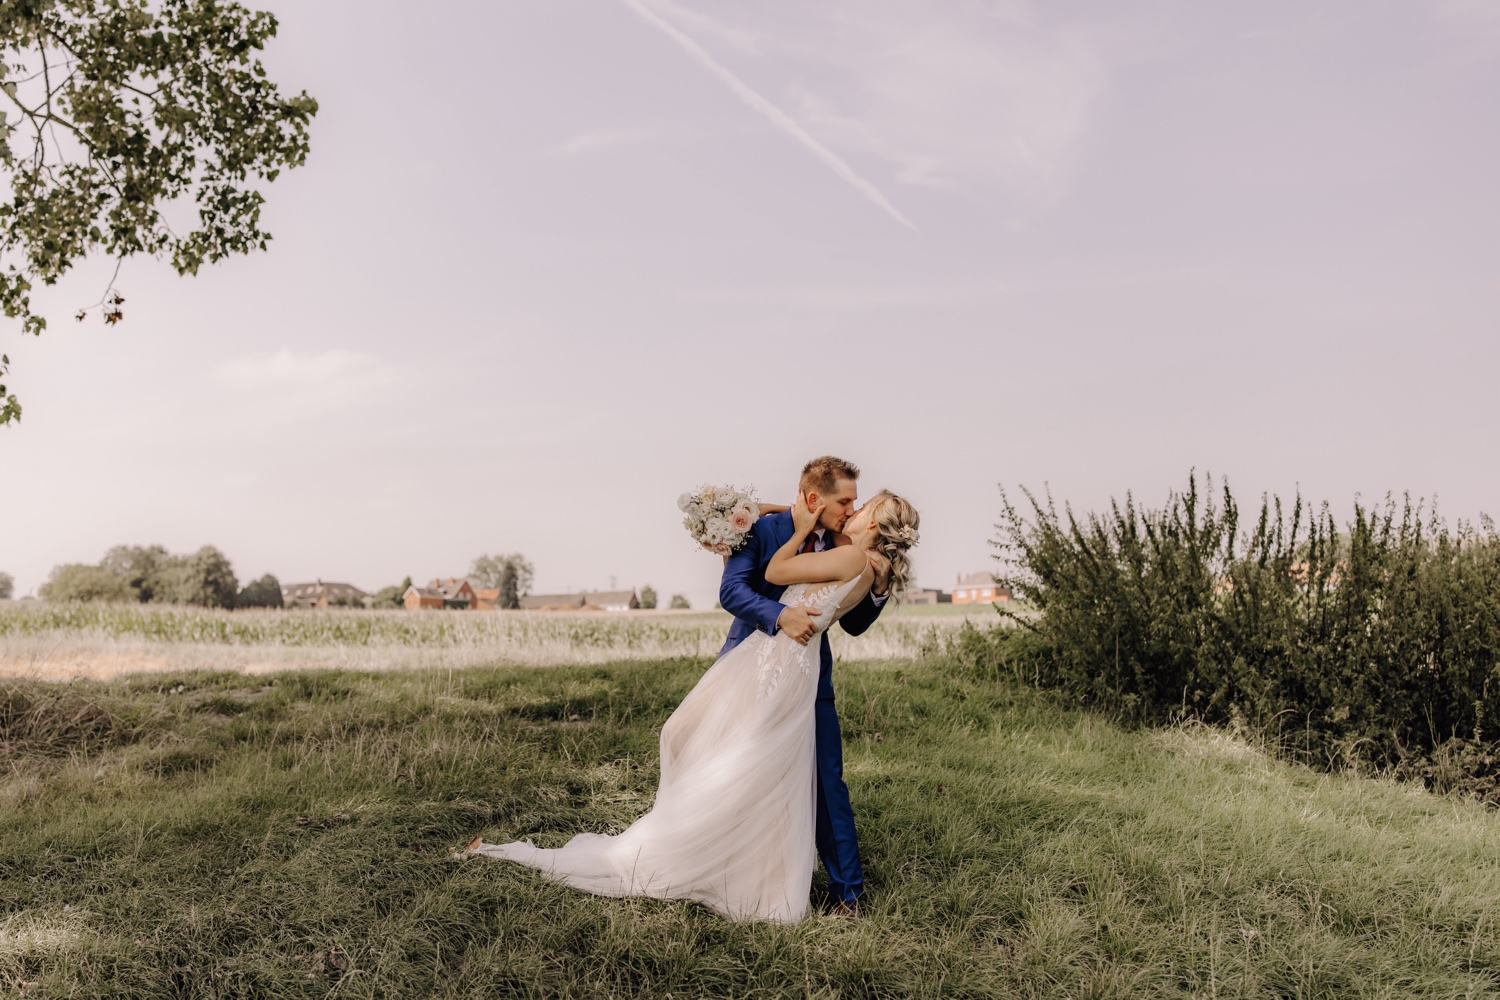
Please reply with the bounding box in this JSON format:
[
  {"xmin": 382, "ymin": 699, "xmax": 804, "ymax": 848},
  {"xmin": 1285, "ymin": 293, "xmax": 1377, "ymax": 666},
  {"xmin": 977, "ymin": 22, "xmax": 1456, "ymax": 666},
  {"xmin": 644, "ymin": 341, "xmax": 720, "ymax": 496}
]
[
  {"xmin": 4, "ymin": 647, "xmax": 1500, "ymax": 997},
  {"xmin": 0, "ymin": 603, "xmax": 1001, "ymax": 681}
]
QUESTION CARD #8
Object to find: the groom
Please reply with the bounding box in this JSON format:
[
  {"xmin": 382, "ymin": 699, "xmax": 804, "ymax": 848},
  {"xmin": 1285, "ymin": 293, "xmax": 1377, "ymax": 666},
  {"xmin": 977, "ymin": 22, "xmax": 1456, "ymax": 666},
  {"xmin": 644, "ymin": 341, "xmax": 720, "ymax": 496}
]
[{"xmin": 718, "ymin": 455, "xmax": 890, "ymax": 916}]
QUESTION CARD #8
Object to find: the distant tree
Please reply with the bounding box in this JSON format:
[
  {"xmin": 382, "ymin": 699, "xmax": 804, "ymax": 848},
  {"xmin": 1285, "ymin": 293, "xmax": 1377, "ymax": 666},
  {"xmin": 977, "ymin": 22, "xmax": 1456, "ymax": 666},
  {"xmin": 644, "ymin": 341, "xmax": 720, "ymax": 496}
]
[
  {"xmin": 1, "ymin": 1, "xmax": 318, "ymax": 425},
  {"xmin": 468, "ymin": 554, "xmax": 503, "ymax": 589},
  {"xmin": 369, "ymin": 576, "xmax": 411, "ymax": 608},
  {"xmin": 40, "ymin": 563, "xmax": 133, "ymax": 603},
  {"xmin": 639, "ymin": 585, "xmax": 658, "ymax": 610},
  {"xmin": 0, "ymin": 570, "xmax": 14, "ymax": 600},
  {"xmin": 100, "ymin": 544, "xmax": 169, "ymax": 602},
  {"xmin": 236, "ymin": 573, "xmax": 283, "ymax": 608},
  {"xmin": 470, "ymin": 553, "xmax": 534, "ymax": 602},
  {"xmin": 497, "ymin": 564, "xmax": 520, "ymax": 610},
  {"xmin": 669, "ymin": 594, "xmax": 691, "ymax": 610},
  {"xmin": 151, "ymin": 546, "xmax": 238, "ymax": 608}
]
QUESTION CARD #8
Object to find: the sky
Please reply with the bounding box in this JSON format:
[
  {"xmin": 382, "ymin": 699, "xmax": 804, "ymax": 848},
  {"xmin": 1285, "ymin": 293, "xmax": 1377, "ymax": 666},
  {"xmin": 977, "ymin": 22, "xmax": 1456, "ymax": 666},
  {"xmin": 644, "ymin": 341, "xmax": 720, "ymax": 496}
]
[{"xmin": 3, "ymin": 0, "xmax": 1498, "ymax": 607}]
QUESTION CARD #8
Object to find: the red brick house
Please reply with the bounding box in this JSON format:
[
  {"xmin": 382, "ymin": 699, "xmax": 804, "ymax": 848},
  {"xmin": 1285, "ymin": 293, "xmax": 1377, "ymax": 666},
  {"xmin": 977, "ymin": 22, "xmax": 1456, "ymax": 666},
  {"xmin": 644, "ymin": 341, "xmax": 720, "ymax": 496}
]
[
  {"xmin": 402, "ymin": 586, "xmax": 444, "ymax": 610},
  {"xmin": 951, "ymin": 572, "xmax": 1012, "ymax": 604},
  {"xmin": 403, "ymin": 578, "xmax": 479, "ymax": 610}
]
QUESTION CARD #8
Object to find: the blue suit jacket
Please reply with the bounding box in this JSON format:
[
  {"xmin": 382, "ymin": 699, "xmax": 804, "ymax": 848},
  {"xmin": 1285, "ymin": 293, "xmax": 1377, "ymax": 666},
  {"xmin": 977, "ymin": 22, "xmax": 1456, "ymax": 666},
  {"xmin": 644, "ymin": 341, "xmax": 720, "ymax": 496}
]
[{"xmin": 718, "ymin": 510, "xmax": 885, "ymax": 702}]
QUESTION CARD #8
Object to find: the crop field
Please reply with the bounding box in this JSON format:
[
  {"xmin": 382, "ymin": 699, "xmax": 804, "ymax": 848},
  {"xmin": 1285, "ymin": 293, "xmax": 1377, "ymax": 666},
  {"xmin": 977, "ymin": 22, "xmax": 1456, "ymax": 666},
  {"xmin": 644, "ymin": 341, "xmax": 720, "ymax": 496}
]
[{"xmin": 0, "ymin": 603, "xmax": 1006, "ymax": 681}]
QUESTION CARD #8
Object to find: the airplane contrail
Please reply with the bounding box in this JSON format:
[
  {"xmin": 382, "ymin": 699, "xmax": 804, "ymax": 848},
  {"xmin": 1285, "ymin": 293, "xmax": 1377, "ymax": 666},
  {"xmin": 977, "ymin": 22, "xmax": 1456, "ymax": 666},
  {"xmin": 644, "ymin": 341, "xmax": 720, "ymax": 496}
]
[{"xmin": 619, "ymin": 0, "xmax": 918, "ymax": 231}]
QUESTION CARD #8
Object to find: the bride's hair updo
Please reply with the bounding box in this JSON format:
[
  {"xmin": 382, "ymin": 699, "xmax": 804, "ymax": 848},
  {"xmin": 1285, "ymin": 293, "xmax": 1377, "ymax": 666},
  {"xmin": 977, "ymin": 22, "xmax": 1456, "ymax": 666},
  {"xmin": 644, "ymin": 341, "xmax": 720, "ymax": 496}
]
[{"xmin": 867, "ymin": 490, "xmax": 920, "ymax": 601}]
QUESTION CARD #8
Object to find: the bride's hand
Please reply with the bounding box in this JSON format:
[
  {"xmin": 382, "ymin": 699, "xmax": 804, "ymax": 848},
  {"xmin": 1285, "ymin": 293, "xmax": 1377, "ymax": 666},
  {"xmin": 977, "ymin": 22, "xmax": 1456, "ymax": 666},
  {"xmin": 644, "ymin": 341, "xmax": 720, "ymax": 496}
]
[{"xmin": 792, "ymin": 494, "xmax": 824, "ymax": 536}]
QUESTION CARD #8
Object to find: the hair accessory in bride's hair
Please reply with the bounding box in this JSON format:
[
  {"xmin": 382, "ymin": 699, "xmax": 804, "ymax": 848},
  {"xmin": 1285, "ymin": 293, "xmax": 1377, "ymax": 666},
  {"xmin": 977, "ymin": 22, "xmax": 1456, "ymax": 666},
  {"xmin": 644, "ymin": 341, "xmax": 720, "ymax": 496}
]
[{"xmin": 898, "ymin": 524, "xmax": 918, "ymax": 545}]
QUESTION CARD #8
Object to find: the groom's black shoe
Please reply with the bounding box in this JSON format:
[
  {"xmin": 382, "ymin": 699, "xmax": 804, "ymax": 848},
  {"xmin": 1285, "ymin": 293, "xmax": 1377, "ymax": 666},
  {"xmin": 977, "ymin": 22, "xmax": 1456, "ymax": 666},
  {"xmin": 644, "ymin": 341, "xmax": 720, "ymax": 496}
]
[{"xmin": 830, "ymin": 900, "xmax": 862, "ymax": 920}]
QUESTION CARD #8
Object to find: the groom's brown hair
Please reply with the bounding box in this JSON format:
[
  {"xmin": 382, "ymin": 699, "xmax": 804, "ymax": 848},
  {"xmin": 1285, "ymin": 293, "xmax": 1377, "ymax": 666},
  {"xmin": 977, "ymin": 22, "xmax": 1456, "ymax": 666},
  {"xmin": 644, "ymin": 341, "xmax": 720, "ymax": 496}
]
[{"xmin": 800, "ymin": 456, "xmax": 860, "ymax": 496}]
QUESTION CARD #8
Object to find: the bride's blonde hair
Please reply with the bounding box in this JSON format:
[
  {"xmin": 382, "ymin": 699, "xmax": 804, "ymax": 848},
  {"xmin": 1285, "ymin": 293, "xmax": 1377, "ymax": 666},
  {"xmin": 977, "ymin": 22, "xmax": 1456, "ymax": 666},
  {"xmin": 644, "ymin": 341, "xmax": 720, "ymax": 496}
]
[{"xmin": 867, "ymin": 490, "xmax": 920, "ymax": 601}]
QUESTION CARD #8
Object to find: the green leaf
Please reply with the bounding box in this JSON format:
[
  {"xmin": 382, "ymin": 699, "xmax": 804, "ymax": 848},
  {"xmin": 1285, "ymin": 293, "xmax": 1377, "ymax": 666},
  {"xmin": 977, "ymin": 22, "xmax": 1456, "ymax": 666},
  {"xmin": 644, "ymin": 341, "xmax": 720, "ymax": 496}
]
[{"xmin": 0, "ymin": 0, "xmax": 318, "ymax": 426}]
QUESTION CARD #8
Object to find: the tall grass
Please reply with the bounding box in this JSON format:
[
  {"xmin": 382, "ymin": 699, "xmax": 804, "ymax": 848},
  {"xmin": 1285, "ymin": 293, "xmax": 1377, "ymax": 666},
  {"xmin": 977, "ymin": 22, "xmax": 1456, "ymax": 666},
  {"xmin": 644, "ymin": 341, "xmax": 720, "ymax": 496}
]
[
  {"xmin": 3, "ymin": 657, "xmax": 1500, "ymax": 997},
  {"xmin": 992, "ymin": 473, "xmax": 1500, "ymax": 776}
]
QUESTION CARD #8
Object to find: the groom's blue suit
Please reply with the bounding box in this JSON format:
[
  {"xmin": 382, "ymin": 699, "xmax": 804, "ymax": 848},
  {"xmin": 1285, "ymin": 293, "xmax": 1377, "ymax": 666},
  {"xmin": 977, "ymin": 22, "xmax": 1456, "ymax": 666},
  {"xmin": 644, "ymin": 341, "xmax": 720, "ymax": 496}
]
[{"xmin": 719, "ymin": 509, "xmax": 885, "ymax": 905}]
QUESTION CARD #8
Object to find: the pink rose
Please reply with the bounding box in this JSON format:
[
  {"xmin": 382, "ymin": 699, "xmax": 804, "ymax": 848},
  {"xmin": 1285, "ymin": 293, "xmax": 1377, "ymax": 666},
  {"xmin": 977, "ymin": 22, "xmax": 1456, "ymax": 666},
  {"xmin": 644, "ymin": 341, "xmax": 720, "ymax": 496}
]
[
  {"xmin": 712, "ymin": 542, "xmax": 732, "ymax": 556},
  {"xmin": 729, "ymin": 507, "xmax": 754, "ymax": 532}
]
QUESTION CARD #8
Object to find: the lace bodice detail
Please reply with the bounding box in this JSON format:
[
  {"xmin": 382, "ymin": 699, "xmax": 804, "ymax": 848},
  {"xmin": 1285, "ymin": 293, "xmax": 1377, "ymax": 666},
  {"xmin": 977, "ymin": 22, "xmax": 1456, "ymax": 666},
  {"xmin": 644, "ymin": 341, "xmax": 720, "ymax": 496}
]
[
  {"xmin": 779, "ymin": 578, "xmax": 861, "ymax": 635},
  {"xmin": 754, "ymin": 576, "xmax": 864, "ymax": 702}
]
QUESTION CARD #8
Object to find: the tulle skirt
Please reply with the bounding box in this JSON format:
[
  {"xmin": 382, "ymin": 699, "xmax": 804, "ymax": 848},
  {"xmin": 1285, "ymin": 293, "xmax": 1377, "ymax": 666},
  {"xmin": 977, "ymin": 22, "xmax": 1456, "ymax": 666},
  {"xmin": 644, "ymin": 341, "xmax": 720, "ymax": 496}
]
[{"xmin": 467, "ymin": 627, "xmax": 820, "ymax": 923}]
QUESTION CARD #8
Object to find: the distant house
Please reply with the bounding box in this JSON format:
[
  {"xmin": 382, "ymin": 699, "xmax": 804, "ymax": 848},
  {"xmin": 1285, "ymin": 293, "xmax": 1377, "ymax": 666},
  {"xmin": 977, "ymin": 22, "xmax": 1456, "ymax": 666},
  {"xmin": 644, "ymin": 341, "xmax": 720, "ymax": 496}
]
[
  {"xmin": 402, "ymin": 578, "xmax": 480, "ymax": 610},
  {"xmin": 516, "ymin": 589, "xmax": 640, "ymax": 611},
  {"xmin": 432, "ymin": 577, "xmax": 477, "ymax": 609},
  {"xmin": 951, "ymin": 572, "xmax": 1012, "ymax": 604},
  {"xmin": 902, "ymin": 587, "xmax": 952, "ymax": 605},
  {"xmin": 282, "ymin": 580, "xmax": 369, "ymax": 609},
  {"xmin": 518, "ymin": 593, "xmax": 586, "ymax": 611},
  {"xmin": 584, "ymin": 590, "xmax": 640, "ymax": 612},
  {"xmin": 474, "ymin": 588, "xmax": 502, "ymax": 611},
  {"xmin": 402, "ymin": 586, "xmax": 445, "ymax": 610}
]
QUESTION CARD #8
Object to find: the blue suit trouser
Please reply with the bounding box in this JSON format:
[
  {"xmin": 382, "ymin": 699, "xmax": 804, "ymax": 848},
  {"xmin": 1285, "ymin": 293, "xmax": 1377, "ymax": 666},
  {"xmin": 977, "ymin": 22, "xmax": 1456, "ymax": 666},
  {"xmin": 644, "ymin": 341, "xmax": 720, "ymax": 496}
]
[{"xmin": 814, "ymin": 695, "xmax": 864, "ymax": 903}]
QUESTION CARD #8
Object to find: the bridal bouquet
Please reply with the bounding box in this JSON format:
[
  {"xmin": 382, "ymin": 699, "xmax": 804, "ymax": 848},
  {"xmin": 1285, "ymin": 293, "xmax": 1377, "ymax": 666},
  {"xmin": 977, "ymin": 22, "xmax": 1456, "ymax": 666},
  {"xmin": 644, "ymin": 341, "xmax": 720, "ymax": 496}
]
[{"xmin": 679, "ymin": 485, "xmax": 761, "ymax": 555}]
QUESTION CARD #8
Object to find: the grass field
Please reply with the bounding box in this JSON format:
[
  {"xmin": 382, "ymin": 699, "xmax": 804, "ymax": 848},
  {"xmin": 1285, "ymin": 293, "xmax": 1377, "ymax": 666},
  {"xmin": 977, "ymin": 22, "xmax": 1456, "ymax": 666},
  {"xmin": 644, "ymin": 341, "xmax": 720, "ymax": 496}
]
[
  {"xmin": 4, "ymin": 651, "xmax": 1499, "ymax": 998},
  {"xmin": 0, "ymin": 603, "xmax": 1004, "ymax": 681}
]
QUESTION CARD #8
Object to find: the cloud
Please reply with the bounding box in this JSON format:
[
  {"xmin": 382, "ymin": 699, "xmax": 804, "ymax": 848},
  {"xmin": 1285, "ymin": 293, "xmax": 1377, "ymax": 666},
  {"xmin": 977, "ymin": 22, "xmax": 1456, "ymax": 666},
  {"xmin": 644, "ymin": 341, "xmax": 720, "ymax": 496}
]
[
  {"xmin": 214, "ymin": 349, "xmax": 400, "ymax": 404},
  {"xmin": 789, "ymin": 6, "xmax": 1105, "ymax": 205},
  {"xmin": 620, "ymin": 0, "xmax": 918, "ymax": 231},
  {"xmin": 636, "ymin": 2, "xmax": 1108, "ymax": 210},
  {"xmin": 557, "ymin": 128, "xmax": 655, "ymax": 156},
  {"xmin": 895, "ymin": 155, "xmax": 958, "ymax": 192},
  {"xmin": 679, "ymin": 278, "xmax": 1010, "ymax": 308}
]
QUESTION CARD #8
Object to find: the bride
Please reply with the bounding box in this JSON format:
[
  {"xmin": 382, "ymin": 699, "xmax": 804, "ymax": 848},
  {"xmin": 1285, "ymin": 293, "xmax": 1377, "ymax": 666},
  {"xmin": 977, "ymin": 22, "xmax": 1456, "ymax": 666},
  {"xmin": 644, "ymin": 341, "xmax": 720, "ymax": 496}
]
[{"xmin": 462, "ymin": 489, "xmax": 920, "ymax": 923}]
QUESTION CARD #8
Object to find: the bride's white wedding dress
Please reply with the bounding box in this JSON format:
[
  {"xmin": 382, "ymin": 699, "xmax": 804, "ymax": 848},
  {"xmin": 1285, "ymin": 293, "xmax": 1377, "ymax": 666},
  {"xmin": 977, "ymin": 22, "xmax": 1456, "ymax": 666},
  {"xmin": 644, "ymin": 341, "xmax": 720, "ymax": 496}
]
[{"xmin": 466, "ymin": 575, "xmax": 864, "ymax": 924}]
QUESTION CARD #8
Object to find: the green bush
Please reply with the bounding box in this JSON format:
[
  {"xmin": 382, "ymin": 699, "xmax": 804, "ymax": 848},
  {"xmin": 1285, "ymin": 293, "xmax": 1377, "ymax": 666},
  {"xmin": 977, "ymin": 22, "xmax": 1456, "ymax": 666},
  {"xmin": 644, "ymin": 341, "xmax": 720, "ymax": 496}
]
[
  {"xmin": 42, "ymin": 545, "xmax": 240, "ymax": 608},
  {"xmin": 236, "ymin": 573, "xmax": 284, "ymax": 609},
  {"xmin": 150, "ymin": 546, "xmax": 239, "ymax": 609},
  {"xmin": 38, "ymin": 563, "xmax": 135, "ymax": 603},
  {"xmin": 100, "ymin": 544, "xmax": 170, "ymax": 602},
  {"xmin": 994, "ymin": 473, "xmax": 1500, "ymax": 768}
]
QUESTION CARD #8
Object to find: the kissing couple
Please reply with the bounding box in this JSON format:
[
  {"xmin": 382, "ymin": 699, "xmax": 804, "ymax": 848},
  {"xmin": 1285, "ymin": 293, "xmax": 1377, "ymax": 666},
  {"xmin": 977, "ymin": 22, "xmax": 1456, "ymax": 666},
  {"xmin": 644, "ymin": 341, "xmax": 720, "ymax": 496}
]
[{"xmin": 465, "ymin": 456, "xmax": 920, "ymax": 923}]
